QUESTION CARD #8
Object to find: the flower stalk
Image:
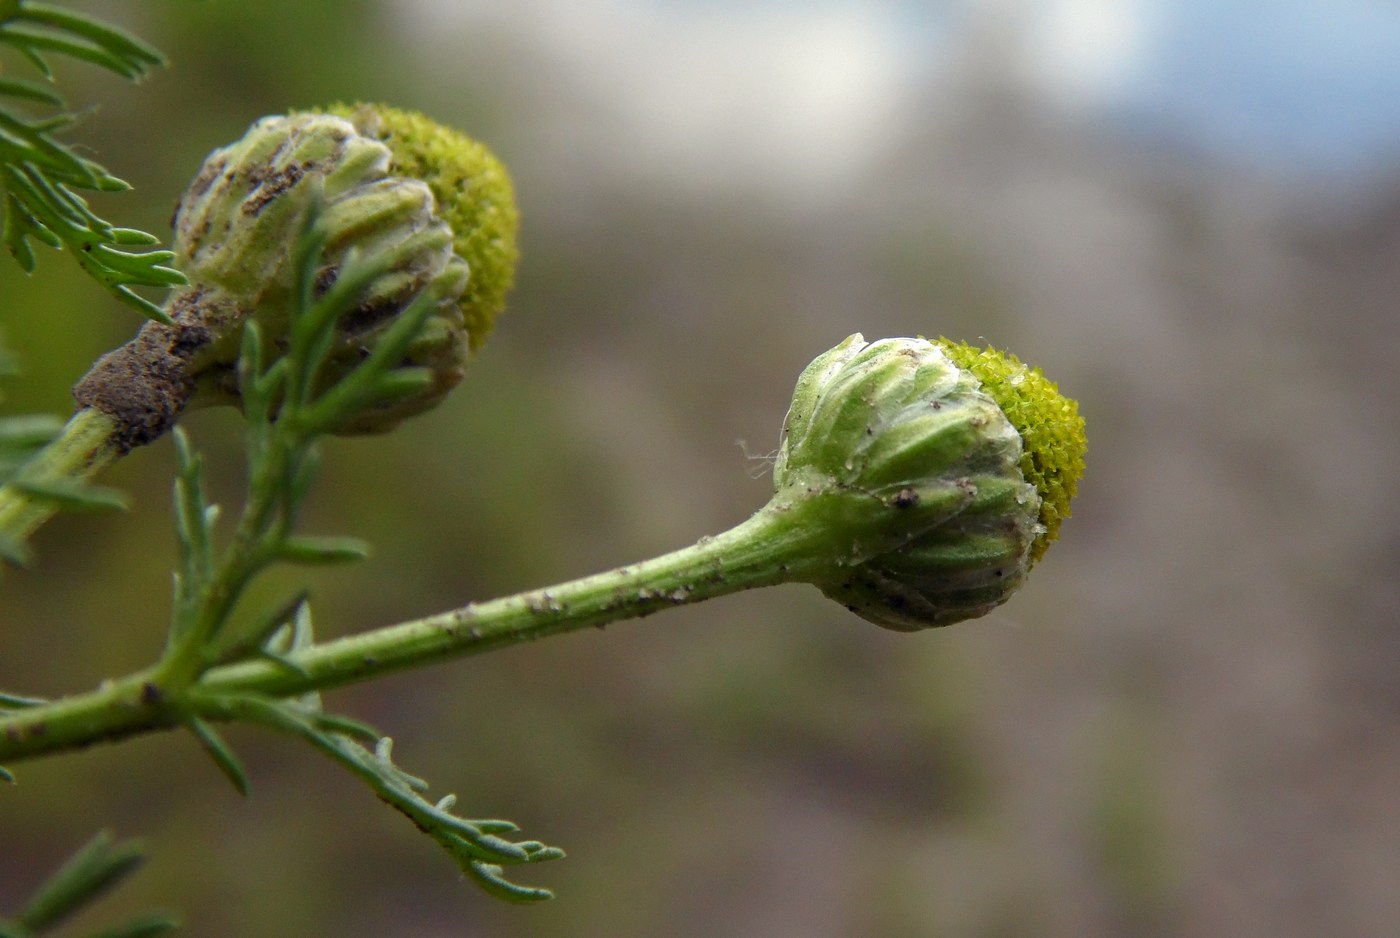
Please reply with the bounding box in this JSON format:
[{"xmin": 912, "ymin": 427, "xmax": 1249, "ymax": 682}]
[
  {"xmin": 0, "ymin": 332, "xmax": 1086, "ymax": 764},
  {"xmin": 0, "ymin": 407, "xmax": 127, "ymax": 548},
  {"xmin": 0, "ymin": 494, "xmax": 837, "ymax": 762}
]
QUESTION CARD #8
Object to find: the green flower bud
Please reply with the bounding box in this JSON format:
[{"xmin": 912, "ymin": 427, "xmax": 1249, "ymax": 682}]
[
  {"xmin": 74, "ymin": 105, "xmax": 519, "ymax": 443},
  {"xmin": 773, "ymin": 334, "xmax": 1085, "ymax": 631}
]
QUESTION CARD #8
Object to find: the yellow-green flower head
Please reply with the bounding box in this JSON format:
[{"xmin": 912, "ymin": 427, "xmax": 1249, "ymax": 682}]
[
  {"xmin": 933, "ymin": 339, "xmax": 1085, "ymax": 563},
  {"xmin": 773, "ymin": 334, "xmax": 1084, "ymax": 631},
  {"xmin": 153, "ymin": 106, "xmax": 518, "ymax": 434},
  {"xmin": 323, "ymin": 103, "xmax": 519, "ymax": 351}
]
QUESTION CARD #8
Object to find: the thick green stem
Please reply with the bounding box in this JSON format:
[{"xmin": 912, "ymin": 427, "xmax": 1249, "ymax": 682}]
[
  {"xmin": 204, "ymin": 503, "xmax": 824, "ymax": 697},
  {"xmin": 0, "ymin": 407, "xmax": 126, "ymax": 549},
  {"xmin": 0, "ymin": 498, "xmax": 827, "ymax": 764},
  {"xmin": 0, "ymin": 667, "xmax": 178, "ymax": 761}
]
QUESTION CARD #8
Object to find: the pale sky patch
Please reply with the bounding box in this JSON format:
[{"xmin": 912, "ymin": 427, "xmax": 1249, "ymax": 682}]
[
  {"xmin": 397, "ymin": 0, "xmax": 1400, "ymax": 186},
  {"xmin": 1025, "ymin": 0, "xmax": 1160, "ymax": 107},
  {"xmin": 397, "ymin": 0, "xmax": 913, "ymax": 203}
]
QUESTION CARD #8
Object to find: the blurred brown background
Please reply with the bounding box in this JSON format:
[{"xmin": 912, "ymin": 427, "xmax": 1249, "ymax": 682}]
[{"xmin": 3, "ymin": 1, "xmax": 1399, "ymax": 935}]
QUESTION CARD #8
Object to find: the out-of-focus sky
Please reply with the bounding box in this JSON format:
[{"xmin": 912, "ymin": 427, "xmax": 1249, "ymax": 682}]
[{"xmin": 405, "ymin": 0, "xmax": 1400, "ymax": 189}]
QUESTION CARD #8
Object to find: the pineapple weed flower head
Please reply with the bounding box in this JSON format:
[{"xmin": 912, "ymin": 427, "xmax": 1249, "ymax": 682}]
[
  {"xmin": 772, "ymin": 334, "xmax": 1085, "ymax": 631},
  {"xmin": 74, "ymin": 104, "xmax": 519, "ymax": 444}
]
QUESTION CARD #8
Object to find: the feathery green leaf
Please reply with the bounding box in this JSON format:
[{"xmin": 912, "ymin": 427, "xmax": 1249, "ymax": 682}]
[{"xmin": 0, "ymin": 0, "xmax": 182, "ymax": 317}]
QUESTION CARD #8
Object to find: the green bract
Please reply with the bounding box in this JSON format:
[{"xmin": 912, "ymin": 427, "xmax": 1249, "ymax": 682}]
[{"xmin": 773, "ymin": 334, "xmax": 1084, "ymax": 631}]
